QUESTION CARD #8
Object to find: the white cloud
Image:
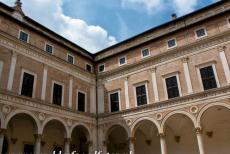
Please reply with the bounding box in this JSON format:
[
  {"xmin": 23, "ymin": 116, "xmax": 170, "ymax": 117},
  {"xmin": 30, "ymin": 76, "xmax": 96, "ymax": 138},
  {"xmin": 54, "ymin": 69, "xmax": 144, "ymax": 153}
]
[
  {"xmin": 121, "ymin": 0, "xmax": 198, "ymax": 15},
  {"xmin": 1, "ymin": 0, "xmax": 117, "ymax": 53}
]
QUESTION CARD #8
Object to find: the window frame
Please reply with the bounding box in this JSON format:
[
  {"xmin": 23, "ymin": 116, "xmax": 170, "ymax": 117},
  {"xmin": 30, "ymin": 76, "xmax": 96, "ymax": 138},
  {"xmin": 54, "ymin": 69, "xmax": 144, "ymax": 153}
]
[
  {"xmin": 67, "ymin": 53, "xmax": 74, "ymax": 64},
  {"xmin": 133, "ymin": 82, "xmax": 149, "ymax": 107},
  {"xmin": 141, "ymin": 48, "xmax": 150, "ymax": 58},
  {"xmin": 18, "ymin": 30, "xmax": 30, "ymax": 43},
  {"xmin": 163, "ymin": 72, "xmax": 182, "ymax": 100},
  {"xmin": 19, "ymin": 69, "xmax": 37, "ymax": 98},
  {"xmin": 76, "ymin": 89, "xmax": 87, "ymax": 112},
  {"xmin": 44, "ymin": 43, "xmax": 54, "ymax": 54},
  {"xmin": 167, "ymin": 38, "xmax": 177, "ymax": 49},
  {"xmin": 85, "ymin": 63, "xmax": 93, "ymax": 73},
  {"xmin": 108, "ymin": 90, "xmax": 121, "ymax": 112},
  {"xmin": 51, "ymin": 80, "xmax": 64, "ymax": 106},
  {"xmin": 196, "ymin": 62, "xmax": 220, "ymax": 91},
  {"xmin": 119, "ymin": 56, "xmax": 127, "ymax": 66},
  {"xmin": 98, "ymin": 63, "xmax": 105, "ymax": 73},
  {"xmin": 195, "ymin": 27, "xmax": 207, "ymax": 39}
]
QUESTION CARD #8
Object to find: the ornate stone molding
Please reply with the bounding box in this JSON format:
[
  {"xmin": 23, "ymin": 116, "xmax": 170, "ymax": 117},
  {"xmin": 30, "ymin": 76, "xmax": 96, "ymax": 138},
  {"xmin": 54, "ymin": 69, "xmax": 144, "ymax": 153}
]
[{"xmin": 195, "ymin": 127, "xmax": 203, "ymax": 134}]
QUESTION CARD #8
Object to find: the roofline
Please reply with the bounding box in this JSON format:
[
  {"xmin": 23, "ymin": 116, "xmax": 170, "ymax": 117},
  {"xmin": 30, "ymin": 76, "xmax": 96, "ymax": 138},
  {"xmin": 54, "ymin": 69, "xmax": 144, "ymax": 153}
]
[{"xmin": 95, "ymin": 0, "xmax": 225, "ymax": 56}]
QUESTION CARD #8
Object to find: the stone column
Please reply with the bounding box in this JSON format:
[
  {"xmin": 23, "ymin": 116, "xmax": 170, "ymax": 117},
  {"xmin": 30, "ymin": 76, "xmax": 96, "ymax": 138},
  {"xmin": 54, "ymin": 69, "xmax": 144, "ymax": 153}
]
[
  {"xmin": 90, "ymin": 85, "xmax": 96, "ymax": 113},
  {"xmin": 97, "ymin": 81, "xmax": 105, "ymax": 113},
  {"xmin": 0, "ymin": 129, "xmax": 6, "ymax": 154},
  {"xmin": 7, "ymin": 51, "xmax": 17, "ymax": 91},
  {"xmin": 129, "ymin": 137, "xmax": 135, "ymax": 154},
  {"xmin": 68, "ymin": 76, "xmax": 73, "ymax": 108},
  {"xmin": 159, "ymin": 133, "xmax": 167, "ymax": 154},
  {"xmin": 195, "ymin": 127, "xmax": 205, "ymax": 154},
  {"xmin": 150, "ymin": 67, "xmax": 159, "ymax": 102},
  {"xmin": 41, "ymin": 65, "xmax": 48, "ymax": 100},
  {"xmin": 218, "ymin": 46, "xmax": 230, "ymax": 84},
  {"xmin": 182, "ymin": 57, "xmax": 193, "ymax": 94},
  {"xmin": 124, "ymin": 76, "xmax": 130, "ymax": 109},
  {"xmin": 34, "ymin": 134, "xmax": 42, "ymax": 154},
  {"xmin": 64, "ymin": 138, "xmax": 71, "ymax": 154}
]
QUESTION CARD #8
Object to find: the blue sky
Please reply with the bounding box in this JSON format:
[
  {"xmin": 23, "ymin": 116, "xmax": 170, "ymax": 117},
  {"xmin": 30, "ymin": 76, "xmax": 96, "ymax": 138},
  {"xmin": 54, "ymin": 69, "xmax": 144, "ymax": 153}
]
[{"xmin": 1, "ymin": 0, "xmax": 217, "ymax": 53}]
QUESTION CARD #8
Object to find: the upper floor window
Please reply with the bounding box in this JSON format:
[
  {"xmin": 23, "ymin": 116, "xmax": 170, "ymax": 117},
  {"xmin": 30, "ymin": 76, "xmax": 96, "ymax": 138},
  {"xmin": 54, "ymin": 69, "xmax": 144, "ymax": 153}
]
[
  {"xmin": 167, "ymin": 39, "xmax": 177, "ymax": 49},
  {"xmin": 20, "ymin": 71, "xmax": 35, "ymax": 98},
  {"xmin": 195, "ymin": 28, "xmax": 207, "ymax": 39},
  {"xmin": 165, "ymin": 76, "xmax": 180, "ymax": 99},
  {"xmin": 67, "ymin": 54, "xmax": 74, "ymax": 64},
  {"xmin": 52, "ymin": 82, "xmax": 63, "ymax": 106},
  {"xmin": 98, "ymin": 64, "xmax": 105, "ymax": 73},
  {"xmin": 109, "ymin": 92, "xmax": 120, "ymax": 112},
  {"xmin": 19, "ymin": 30, "xmax": 29, "ymax": 42},
  {"xmin": 199, "ymin": 65, "xmax": 217, "ymax": 90},
  {"xmin": 77, "ymin": 91, "xmax": 86, "ymax": 112},
  {"xmin": 136, "ymin": 84, "xmax": 147, "ymax": 106},
  {"xmin": 119, "ymin": 56, "xmax": 126, "ymax": 66},
  {"xmin": 141, "ymin": 49, "xmax": 150, "ymax": 58},
  {"xmin": 45, "ymin": 43, "xmax": 53, "ymax": 54},
  {"xmin": 86, "ymin": 64, "xmax": 92, "ymax": 72}
]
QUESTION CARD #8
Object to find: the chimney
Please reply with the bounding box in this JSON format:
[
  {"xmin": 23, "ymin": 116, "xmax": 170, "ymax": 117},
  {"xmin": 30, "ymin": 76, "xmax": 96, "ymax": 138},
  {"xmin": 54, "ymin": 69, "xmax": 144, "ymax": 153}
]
[
  {"xmin": 171, "ymin": 13, "xmax": 177, "ymax": 20},
  {"xmin": 13, "ymin": 0, "xmax": 24, "ymax": 15}
]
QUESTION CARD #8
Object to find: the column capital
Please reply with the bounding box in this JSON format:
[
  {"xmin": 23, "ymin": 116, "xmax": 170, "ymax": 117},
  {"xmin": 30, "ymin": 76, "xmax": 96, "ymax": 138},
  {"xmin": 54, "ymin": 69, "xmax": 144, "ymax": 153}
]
[
  {"xmin": 158, "ymin": 133, "xmax": 166, "ymax": 138},
  {"xmin": 150, "ymin": 66, "xmax": 157, "ymax": 73},
  {"xmin": 128, "ymin": 137, "xmax": 135, "ymax": 143},
  {"xmin": 195, "ymin": 127, "xmax": 203, "ymax": 134},
  {"xmin": 12, "ymin": 50, "xmax": 18, "ymax": 57},
  {"xmin": 217, "ymin": 45, "xmax": 226, "ymax": 52},
  {"xmin": 125, "ymin": 76, "xmax": 129, "ymax": 81},
  {"xmin": 181, "ymin": 56, "xmax": 189, "ymax": 63}
]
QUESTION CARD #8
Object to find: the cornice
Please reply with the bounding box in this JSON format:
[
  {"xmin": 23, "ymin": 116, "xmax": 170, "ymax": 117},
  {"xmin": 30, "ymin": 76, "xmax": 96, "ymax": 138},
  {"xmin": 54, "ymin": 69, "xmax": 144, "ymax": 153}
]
[
  {"xmin": 98, "ymin": 31, "xmax": 230, "ymax": 83},
  {"xmin": 0, "ymin": 32, "xmax": 96, "ymax": 85}
]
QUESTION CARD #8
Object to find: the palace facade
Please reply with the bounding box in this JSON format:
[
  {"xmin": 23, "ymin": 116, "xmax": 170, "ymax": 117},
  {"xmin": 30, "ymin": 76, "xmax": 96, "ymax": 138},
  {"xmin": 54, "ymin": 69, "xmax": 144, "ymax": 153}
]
[{"xmin": 0, "ymin": 0, "xmax": 230, "ymax": 154}]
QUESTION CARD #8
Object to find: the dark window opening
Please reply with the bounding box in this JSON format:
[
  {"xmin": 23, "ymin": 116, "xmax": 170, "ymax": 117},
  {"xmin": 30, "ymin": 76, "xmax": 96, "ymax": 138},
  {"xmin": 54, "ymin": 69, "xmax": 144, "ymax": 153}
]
[
  {"xmin": 142, "ymin": 49, "xmax": 150, "ymax": 57},
  {"xmin": 99, "ymin": 64, "xmax": 105, "ymax": 72},
  {"xmin": 19, "ymin": 31, "xmax": 28, "ymax": 42},
  {"xmin": 67, "ymin": 54, "xmax": 74, "ymax": 64},
  {"xmin": 53, "ymin": 147, "xmax": 62, "ymax": 154},
  {"xmin": 166, "ymin": 76, "xmax": 179, "ymax": 99},
  {"xmin": 196, "ymin": 28, "xmax": 206, "ymax": 38},
  {"xmin": 21, "ymin": 72, "xmax": 34, "ymax": 98},
  {"xmin": 200, "ymin": 66, "xmax": 217, "ymax": 90},
  {"xmin": 168, "ymin": 39, "xmax": 176, "ymax": 48},
  {"xmin": 53, "ymin": 83, "xmax": 63, "ymax": 106},
  {"xmin": 78, "ymin": 92, "xmax": 85, "ymax": 112},
  {"xmin": 45, "ymin": 44, "xmax": 53, "ymax": 54},
  {"xmin": 24, "ymin": 144, "xmax": 34, "ymax": 154},
  {"xmin": 110, "ymin": 92, "xmax": 119, "ymax": 112},
  {"xmin": 136, "ymin": 85, "xmax": 147, "ymax": 106},
  {"xmin": 119, "ymin": 57, "xmax": 126, "ymax": 65},
  {"xmin": 86, "ymin": 64, "xmax": 92, "ymax": 72}
]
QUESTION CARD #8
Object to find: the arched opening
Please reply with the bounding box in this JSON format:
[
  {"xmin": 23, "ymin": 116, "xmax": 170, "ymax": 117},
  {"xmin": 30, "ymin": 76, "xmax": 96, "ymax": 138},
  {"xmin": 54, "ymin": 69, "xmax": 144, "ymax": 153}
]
[
  {"xmin": 106, "ymin": 125, "xmax": 129, "ymax": 153},
  {"xmin": 41, "ymin": 120, "xmax": 67, "ymax": 154},
  {"xmin": 164, "ymin": 114, "xmax": 199, "ymax": 154},
  {"xmin": 133, "ymin": 120, "xmax": 160, "ymax": 154},
  {"xmin": 70, "ymin": 125, "xmax": 90, "ymax": 153},
  {"xmin": 200, "ymin": 105, "xmax": 230, "ymax": 154},
  {"xmin": 6, "ymin": 113, "xmax": 38, "ymax": 153},
  {"xmin": 2, "ymin": 136, "xmax": 8, "ymax": 154}
]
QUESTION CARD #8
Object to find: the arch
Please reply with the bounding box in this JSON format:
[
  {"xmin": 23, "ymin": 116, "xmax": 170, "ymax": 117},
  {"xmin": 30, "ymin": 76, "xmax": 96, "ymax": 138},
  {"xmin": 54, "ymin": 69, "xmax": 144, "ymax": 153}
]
[
  {"xmin": 41, "ymin": 117, "xmax": 70, "ymax": 138},
  {"xmin": 131, "ymin": 117, "xmax": 160, "ymax": 136},
  {"xmin": 70, "ymin": 123, "xmax": 92, "ymax": 140},
  {"xmin": 160, "ymin": 110, "xmax": 196, "ymax": 133},
  {"xmin": 4, "ymin": 109, "xmax": 41, "ymax": 133},
  {"xmin": 105, "ymin": 122, "xmax": 131, "ymax": 140},
  {"xmin": 196, "ymin": 102, "xmax": 230, "ymax": 128}
]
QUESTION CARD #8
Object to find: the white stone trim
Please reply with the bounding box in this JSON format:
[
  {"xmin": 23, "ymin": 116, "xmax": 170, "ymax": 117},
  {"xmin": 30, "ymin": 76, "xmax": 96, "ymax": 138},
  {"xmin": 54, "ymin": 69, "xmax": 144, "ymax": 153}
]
[
  {"xmin": 194, "ymin": 27, "xmax": 208, "ymax": 39},
  {"xmin": 167, "ymin": 38, "xmax": 177, "ymax": 49},
  {"xmin": 19, "ymin": 68, "xmax": 37, "ymax": 98},
  {"xmin": 68, "ymin": 77, "xmax": 73, "ymax": 108},
  {"xmin": 196, "ymin": 62, "xmax": 220, "ymax": 91},
  {"xmin": 151, "ymin": 69, "xmax": 159, "ymax": 102},
  {"xmin": 124, "ymin": 77, "xmax": 130, "ymax": 109},
  {"xmin": 219, "ymin": 50, "xmax": 230, "ymax": 84},
  {"xmin": 7, "ymin": 52, "xmax": 17, "ymax": 91},
  {"xmin": 108, "ymin": 90, "xmax": 121, "ymax": 112},
  {"xmin": 67, "ymin": 53, "xmax": 74, "ymax": 64},
  {"xmin": 182, "ymin": 59, "xmax": 193, "ymax": 94},
  {"xmin": 41, "ymin": 65, "xmax": 48, "ymax": 100},
  {"xmin": 141, "ymin": 48, "xmax": 150, "ymax": 59},
  {"xmin": 76, "ymin": 89, "xmax": 87, "ymax": 112},
  {"xmin": 118, "ymin": 56, "xmax": 127, "ymax": 66},
  {"xmin": 44, "ymin": 42, "xmax": 54, "ymax": 54},
  {"xmin": 18, "ymin": 30, "xmax": 30, "ymax": 43},
  {"xmin": 162, "ymin": 72, "xmax": 182, "ymax": 100},
  {"xmin": 90, "ymin": 85, "xmax": 96, "ymax": 113},
  {"xmin": 0, "ymin": 61, "xmax": 3, "ymax": 82},
  {"xmin": 98, "ymin": 63, "xmax": 105, "ymax": 73},
  {"xmin": 97, "ymin": 85, "xmax": 105, "ymax": 113},
  {"xmin": 133, "ymin": 82, "xmax": 149, "ymax": 107},
  {"xmin": 51, "ymin": 80, "xmax": 65, "ymax": 106}
]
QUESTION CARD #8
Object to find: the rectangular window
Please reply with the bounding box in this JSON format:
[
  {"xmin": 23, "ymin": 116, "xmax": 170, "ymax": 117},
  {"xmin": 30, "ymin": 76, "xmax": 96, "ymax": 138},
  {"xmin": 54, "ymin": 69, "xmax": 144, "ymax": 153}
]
[
  {"xmin": 21, "ymin": 72, "xmax": 34, "ymax": 98},
  {"xmin": 98, "ymin": 64, "xmax": 105, "ymax": 72},
  {"xmin": 45, "ymin": 44, "xmax": 53, "ymax": 54},
  {"xmin": 67, "ymin": 54, "xmax": 74, "ymax": 64},
  {"xmin": 136, "ymin": 85, "xmax": 147, "ymax": 106},
  {"xmin": 141, "ymin": 49, "xmax": 150, "ymax": 58},
  {"xmin": 110, "ymin": 92, "xmax": 119, "ymax": 112},
  {"xmin": 52, "ymin": 83, "xmax": 63, "ymax": 106},
  {"xmin": 167, "ymin": 39, "xmax": 176, "ymax": 48},
  {"xmin": 119, "ymin": 56, "xmax": 126, "ymax": 66},
  {"xmin": 78, "ymin": 91, "xmax": 85, "ymax": 112},
  {"xmin": 200, "ymin": 66, "xmax": 217, "ymax": 90},
  {"xmin": 165, "ymin": 76, "xmax": 179, "ymax": 99},
  {"xmin": 19, "ymin": 31, "xmax": 29, "ymax": 42},
  {"xmin": 86, "ymin": 64, "xmax": 92, "ymax": 72},
  {"xmin": 195, "ymin": 28, "xmax": 207, "ymax": 38}
]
